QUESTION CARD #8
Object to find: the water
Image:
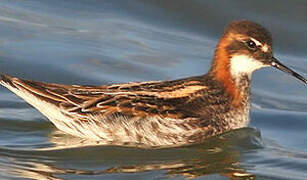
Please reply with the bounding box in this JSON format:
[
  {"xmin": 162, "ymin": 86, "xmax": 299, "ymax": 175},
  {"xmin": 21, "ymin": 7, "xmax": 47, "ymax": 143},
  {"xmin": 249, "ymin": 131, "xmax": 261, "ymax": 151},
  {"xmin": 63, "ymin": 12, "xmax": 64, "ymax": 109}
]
[{"xmin": 0, "ymin": 0, "xmax": 306, "ymax": 179}]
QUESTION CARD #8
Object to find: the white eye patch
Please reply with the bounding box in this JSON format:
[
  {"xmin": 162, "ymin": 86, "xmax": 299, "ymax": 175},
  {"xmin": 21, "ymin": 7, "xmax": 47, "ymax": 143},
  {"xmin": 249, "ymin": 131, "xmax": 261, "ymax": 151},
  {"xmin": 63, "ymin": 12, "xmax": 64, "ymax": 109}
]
[
  {"xmin": 250, "ymin": 38, "xmax": 262, "ymax": 46},
  {"xmin": 250, "ymin": 37, "xmax": 269, "ymax": 52}
]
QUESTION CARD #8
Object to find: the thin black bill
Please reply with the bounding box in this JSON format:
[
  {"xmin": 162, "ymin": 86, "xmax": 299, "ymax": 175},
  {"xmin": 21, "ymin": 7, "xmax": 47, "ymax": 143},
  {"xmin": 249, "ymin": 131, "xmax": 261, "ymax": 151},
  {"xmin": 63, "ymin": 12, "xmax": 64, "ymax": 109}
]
[{"xmin": 270, "ymin": 57, "xmax": 307, "ymax": 84}]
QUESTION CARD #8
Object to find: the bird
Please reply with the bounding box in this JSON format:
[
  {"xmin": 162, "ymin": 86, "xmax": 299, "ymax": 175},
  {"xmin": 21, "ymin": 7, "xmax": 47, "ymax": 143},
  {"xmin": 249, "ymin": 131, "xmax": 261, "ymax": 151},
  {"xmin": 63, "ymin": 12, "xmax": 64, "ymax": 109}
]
[{"xmin": 0, "ymin": 20, "xmax": 306, "ymax": 148}]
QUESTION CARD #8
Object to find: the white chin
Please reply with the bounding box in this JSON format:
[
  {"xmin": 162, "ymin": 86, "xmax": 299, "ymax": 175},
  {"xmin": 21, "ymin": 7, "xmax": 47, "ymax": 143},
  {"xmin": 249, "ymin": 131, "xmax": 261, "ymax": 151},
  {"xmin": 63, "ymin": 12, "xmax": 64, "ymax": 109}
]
[{"xmin": 230, "ymin": 55, "xmax": 268, "ymax": 77}]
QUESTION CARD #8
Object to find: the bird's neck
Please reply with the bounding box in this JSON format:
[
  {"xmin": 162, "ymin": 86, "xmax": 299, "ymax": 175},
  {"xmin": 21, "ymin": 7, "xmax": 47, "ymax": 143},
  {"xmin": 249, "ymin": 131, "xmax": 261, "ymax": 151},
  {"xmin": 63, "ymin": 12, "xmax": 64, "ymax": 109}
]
[{"xmin": 209, "ymin": 43, "xmax": 251, "ymax": 107}]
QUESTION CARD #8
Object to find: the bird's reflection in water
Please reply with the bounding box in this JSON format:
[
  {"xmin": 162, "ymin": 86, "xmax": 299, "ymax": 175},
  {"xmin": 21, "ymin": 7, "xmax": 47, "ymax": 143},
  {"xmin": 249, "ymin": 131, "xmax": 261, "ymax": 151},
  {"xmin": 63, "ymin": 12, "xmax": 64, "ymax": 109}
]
[{"xmin": 5, "ymin": 128, "xmax": 261, "ymax": 180}]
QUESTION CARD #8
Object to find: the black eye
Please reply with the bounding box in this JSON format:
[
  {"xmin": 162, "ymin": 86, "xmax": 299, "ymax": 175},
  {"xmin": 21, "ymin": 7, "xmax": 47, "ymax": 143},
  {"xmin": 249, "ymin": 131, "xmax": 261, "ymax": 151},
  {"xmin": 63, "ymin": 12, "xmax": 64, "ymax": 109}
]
[{"xmin": 246, "ymin": 40, "xmax": 256, "ymax": 49}]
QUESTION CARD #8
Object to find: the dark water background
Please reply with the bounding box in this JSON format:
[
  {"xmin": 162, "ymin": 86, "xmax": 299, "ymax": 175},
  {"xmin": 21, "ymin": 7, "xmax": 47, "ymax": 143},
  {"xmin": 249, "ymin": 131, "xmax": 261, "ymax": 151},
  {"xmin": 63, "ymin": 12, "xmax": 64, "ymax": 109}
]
[{"xmin": 0, "ymin": 0, "xmax": 306, "ymax": 179}]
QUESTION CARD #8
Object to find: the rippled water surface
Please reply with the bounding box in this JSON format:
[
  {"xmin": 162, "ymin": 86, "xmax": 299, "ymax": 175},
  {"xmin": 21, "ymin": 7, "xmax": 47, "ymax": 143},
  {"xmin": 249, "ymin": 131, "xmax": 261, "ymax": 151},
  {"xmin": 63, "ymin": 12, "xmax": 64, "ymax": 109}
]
[{"xmin": 0, "ymin": 0, "xmax": 307, "ymax": 179}]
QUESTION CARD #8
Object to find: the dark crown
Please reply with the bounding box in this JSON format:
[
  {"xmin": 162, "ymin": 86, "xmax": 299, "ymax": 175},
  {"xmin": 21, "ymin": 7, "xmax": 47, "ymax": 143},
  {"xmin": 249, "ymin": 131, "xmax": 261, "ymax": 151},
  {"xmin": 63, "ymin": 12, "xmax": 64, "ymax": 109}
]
[{"xmin": 224, "ymin": 20, "xmax": 272, "ymax": 46}]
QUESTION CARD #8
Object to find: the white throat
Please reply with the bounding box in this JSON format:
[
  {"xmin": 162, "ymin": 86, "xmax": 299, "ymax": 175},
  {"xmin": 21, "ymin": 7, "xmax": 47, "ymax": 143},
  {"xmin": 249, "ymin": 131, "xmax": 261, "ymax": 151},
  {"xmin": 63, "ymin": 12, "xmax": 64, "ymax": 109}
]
[{"xmin": 230, "ymin": 54, "xmax": 268, "ymax": 79}]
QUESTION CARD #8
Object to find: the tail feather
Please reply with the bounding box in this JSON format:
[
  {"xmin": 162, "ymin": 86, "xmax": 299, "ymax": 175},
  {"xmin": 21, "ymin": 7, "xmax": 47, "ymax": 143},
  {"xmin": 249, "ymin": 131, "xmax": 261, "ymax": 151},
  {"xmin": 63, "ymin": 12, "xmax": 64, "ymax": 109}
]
[
  {"xmin": 0, "ymin": 74, "xmax": 65, "ymax": 105},
  {"xmin": 0, "ymin": 74, "xmax": 18, "ymax": 89}
]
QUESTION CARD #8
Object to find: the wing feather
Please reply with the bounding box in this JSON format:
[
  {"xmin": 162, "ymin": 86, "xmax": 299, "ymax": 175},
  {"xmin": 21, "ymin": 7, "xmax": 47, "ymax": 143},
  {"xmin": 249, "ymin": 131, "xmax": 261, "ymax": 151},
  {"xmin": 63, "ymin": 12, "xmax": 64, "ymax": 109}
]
[{"xmin": 0, "ymin": 74, "xmax": 208, "ymax": 120}]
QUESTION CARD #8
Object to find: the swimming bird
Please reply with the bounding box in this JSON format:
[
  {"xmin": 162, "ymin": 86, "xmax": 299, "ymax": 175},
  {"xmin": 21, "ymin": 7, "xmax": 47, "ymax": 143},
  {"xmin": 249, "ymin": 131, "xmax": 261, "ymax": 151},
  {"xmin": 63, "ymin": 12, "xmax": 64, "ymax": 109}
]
[{"xmin": 0, "ymin": 20, "xmax": 306, "ymax": 147}]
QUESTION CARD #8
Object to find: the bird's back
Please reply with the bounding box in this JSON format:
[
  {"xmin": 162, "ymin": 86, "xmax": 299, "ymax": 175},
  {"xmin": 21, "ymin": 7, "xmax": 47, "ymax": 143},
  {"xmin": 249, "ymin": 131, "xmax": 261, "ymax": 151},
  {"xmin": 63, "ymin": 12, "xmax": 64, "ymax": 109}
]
[{"xmin": 0, "ymin": 74, "xmax": 250, "ymax": 147}]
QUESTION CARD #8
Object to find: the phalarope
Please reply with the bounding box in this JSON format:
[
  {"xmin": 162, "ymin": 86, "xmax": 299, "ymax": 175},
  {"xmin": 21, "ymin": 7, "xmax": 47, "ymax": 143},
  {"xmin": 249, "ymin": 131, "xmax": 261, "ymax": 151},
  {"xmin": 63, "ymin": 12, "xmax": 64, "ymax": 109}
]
[{"xmin": 1, "ymin": 20, "xmax": 306, "ymax": 147}]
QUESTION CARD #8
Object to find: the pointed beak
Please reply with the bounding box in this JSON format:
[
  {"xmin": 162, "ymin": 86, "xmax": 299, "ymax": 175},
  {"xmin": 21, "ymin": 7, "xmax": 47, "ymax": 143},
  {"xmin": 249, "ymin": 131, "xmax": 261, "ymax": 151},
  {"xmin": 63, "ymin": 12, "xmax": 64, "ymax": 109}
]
[{"xmin": 270, "ymin": 57, "xmax": 307, "ymax": 84}]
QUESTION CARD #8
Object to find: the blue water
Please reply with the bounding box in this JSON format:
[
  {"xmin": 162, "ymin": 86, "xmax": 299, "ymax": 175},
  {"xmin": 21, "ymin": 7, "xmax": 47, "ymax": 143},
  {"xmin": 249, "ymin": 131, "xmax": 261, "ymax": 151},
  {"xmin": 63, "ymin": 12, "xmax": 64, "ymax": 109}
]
[{"xmin": 0, "ymin": 0, "xmax": 306, "ymax": 179}]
